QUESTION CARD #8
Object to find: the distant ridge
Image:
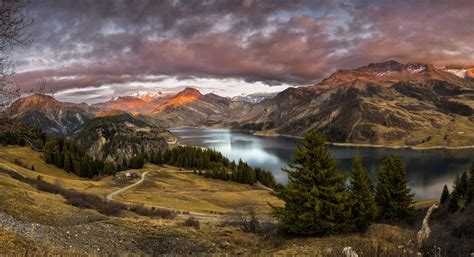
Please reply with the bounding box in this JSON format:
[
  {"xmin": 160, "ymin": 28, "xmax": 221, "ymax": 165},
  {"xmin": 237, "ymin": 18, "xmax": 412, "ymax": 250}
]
[
  {"xmin": 229, "ymin": 61, "xmax": 474, "ymax": 147},
  {"xmin": 3, "ymin": 61, "xmax": 474, "ymax": 147}
]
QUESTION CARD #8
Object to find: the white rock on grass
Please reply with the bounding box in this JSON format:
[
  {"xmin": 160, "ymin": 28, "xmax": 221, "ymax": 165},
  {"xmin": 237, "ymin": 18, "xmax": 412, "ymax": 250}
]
[{"xmin": 342, "ymin": 247, "xmax": 359, "ymax": 257}]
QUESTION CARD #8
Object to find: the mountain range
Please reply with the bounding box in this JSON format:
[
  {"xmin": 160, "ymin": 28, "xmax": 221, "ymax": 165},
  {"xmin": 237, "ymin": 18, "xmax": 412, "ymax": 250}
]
[
  {"xmin": 230, "ymin": 61, "xmax": 474, "ymax": 147},
  {"xmin": 3, "ymin": 60, "xmax": 474, "ymax": 148}
]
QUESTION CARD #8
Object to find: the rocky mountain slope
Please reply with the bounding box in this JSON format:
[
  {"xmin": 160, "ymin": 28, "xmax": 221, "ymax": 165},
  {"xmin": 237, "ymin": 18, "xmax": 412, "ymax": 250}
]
[
  {"xmin": 93, "ymin": 96, "xmax": 154, "ymax": 115},
  {"xmin": 231, "ymin": 92, "xmax": 278, "ymax": 103},
  {"xmin": 4, "ymin": 94, "xmax": 98, "ymax": 137},
  {"xmin": 150, "ymin": 87, "xmax": 232, "ymax": 127},
  {"xmin": 229, "ymin": 61, "xmax": 474, "ymax": 147},
  {"xmin": 445, "ymin": 65, "xmax": 474, "ymax": 79},
  {"xmin": 3, "ymin": 94, "xmax": 177, "ymax": 166},
  {"xmin": 75, "ymin": 113, "xmax": 175, "ymax": 167},
  {"xmin": 93, "ymin": 91, "xmax": 174, "ymax": 115}
]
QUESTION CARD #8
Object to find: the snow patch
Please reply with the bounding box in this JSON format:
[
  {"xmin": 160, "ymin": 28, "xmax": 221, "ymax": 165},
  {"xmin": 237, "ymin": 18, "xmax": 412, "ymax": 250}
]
[
  {"xmin": 75, "ymin": 113, "xmax": 84, "ymax": 124},
  {"xmin": 407, "ymin": 67, "xmax": 425, "ymax": 73},
  {"xmin": 445, "ymin": 69, "xmax": 466, "ymax": 78},
  {"xmin": 376, "ymin": 71, "xmax": 395, "ymax": 76}
]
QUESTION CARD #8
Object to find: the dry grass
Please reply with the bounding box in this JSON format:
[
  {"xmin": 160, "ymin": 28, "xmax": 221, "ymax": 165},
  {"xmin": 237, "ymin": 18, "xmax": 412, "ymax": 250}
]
[
  {"xmin": 0, "ymin": 146, "xmax": 433, "ymax": 256},
  {"xmin": 263, "ymin": 224, "xmax": 417, "ymax": 256},
  {"xmin": 0, "ymin": 173, "xmax": 105, "ymax": 226},
  {"xmin": 0, "ymin": 146, "xmax": 77, "ymax": 179},
  {"xmin": 114, "ymin": 164, "xmax": 283, "ymax": 215},
  {"xmin": 0, "ymin": 146, "xmax": 138, "ymax": 198}
]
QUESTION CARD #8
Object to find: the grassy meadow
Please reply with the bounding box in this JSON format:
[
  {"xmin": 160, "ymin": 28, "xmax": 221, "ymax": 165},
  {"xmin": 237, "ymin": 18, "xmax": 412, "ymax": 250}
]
[{"xmin": 0, "ymin": 145, "xmax": 432, "ymax": 255}]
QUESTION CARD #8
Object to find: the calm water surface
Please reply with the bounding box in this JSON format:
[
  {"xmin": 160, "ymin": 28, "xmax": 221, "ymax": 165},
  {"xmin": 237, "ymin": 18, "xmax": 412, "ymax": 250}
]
[{"xmin": 170, "ymin": 127, "xmax": 474, "ymax": 200}]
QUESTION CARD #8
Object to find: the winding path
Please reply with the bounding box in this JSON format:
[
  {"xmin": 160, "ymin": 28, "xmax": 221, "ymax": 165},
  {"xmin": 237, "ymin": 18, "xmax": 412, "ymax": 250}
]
[
  {"xmin": 106, "ymin": 171, "xmax": 150, "ymax": 201},
  {"xmin": 105, "ymin": 170, "xmax": 223, "ymax": 221}
]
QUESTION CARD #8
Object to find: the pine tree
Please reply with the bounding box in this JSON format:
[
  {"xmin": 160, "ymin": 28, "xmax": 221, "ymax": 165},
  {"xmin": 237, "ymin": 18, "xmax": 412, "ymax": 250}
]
[
  {"xmin": 457, "ymin": 171, "xmax": 468, "ymax": 198},
  {"xmin": 63, "ymin": 152, "xmax": 71, "ymax": 172},
  {"xmin": 452, "ymin": 174, "xmax": 460, "ymax": 198},
  {"xmin": 271, "ymin": 130, "xmax": 350, "ymax": 236},
  {"xmin": 54, "ymin": 149, "xmax": 63, "ymax": 168},
  {"xmin": 349, "ymin": 154, "xmax": 377, "ymax": 232},
  {"xmin": 467, "ymin": 163, "xmax": 474, "ymax": 206},
  {"xmin": 155, "ymin": 152, "xmax": 163, "ymax": 165},
  {"xmin": 375, "ymin": 156, "xmax": 414, "ymax": 222},
  {"xmin": 440, "ymin": 184, "xmax": 450, "ymax": 204},
  {"xmin": 448, "ymin": 192, "xmax": 459, "ymax": 213},
  {"xmin": 43, "ymin": 139, "xmax": 56, "ymax": 164},
  {"xmin": 103, "ymin": 162, "xmax": 116, "ymax": 176}
]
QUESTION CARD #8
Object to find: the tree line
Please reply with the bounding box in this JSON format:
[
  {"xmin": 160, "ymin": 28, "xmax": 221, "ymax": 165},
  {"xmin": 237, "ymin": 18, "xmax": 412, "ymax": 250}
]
[
  {"xmin": 1, "ymin": 122, "xmax": 277, "ymax": 187},
  {"xmin": 272, "ymin": 130, "xmax": 414, "ymax": 236},
  {"xmin": 43, "ymin": 138, "xmax": 116, "ymax": 178},
  {"xmin": 439, "ymin": 163, "xmax": 474, "ymax": 212},
  {"xmin": 149, "ymin": 146, "xmax": 277, "ymax": 188}
]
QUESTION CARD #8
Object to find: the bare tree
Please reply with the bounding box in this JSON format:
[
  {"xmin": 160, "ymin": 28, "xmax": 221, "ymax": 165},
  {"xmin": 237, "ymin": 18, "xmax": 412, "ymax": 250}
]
[
  {"xmin": 0, "ymin": 1, "xmax": 36, "ymax": 148},
  {"xmin": 0, "ymin": 0, "xmax": 32, "ymax": 109},
  {"xmin": 228, "ymin": 204, "xmax": 261, "ymax": 233}
]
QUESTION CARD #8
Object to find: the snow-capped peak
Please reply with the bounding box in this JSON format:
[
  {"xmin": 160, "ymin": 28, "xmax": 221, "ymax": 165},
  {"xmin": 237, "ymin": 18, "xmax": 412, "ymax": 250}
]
[{"xmin": 132, "ymin": 91, "xmax": 163, "ymax": 102}]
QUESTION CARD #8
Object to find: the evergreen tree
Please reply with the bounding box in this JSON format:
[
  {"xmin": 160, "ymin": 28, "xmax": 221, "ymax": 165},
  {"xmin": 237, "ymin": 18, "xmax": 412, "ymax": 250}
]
[
  {"xmin": 349, "ymin": 154, "xmax": 377, "ymax": 232},
  {"xmin": 452, "ymin": 174, "xmax": 460, "ymax": 198},
  {"xmin": 155, "ymin": 152, "xmax": 163, "ymax": 165},
  {"xmin": 440, "ymin": 184, "xmax": 450, "ymax": 204},
  {"xmin": 271, "ymin": 130, "xmax": 350, "ymax": 236},
  {"xmin": 63, "ymin": 152, "xmax": 71, "ymax": 172},
  {"xmin": 129, "ymin": 155, "xmax": 145, "ymax": 169},
  {"xmin": 457, "ymin": 171, "xmax": 468, "ymax": 198},
  {"xmin": 54, "ymin": 149, "xmax": 63, "ymax": 168},
  {"xmin": 375, "ymin": 156, "xmax": 414, "ymax": 222},
  {"xmin": 467, "ymin": 163, "xmax": 474, "ymax": 206},
  {"xmin": 103, "ymin": 162, "xmax": 116, "ymax": 176},
  {"xmin": 43, "ymin": 139, "xmax": 56, "ymax": 164},
  {"xmin": 448, "ymin": 192, "xmax": 459, "ymax": 213}
]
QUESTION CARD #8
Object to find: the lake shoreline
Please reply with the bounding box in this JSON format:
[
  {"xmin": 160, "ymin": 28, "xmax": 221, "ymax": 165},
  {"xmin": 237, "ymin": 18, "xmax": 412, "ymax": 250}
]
[
  {"xmin": 171, "ymin": 126, "xmax": 474, "ymax": 150},
  {"xmin": 170, "ymin": 126, "xmax": 474, "ymax": 200},
  {"xmin": 251, "ymin": 131, "xmax": 474, "ymax": 150}
]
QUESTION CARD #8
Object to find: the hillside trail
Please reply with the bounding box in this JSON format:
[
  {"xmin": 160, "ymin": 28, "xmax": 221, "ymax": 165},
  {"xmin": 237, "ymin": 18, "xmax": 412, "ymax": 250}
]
[{"xmin": 105, "ymin": 170, "xmax": 223, "ymax": 221}]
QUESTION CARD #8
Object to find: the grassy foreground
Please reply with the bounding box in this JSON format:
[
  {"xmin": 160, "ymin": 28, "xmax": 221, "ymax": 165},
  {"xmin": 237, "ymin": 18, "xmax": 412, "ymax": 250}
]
[{"xmin": 0, "ymin": 146, "xmax": 427, "ymax": 255}]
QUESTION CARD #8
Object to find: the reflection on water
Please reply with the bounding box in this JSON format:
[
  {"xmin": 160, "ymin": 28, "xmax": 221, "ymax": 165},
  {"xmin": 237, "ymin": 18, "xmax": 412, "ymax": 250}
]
[{"xmin": 170, "ymin": 127, "xmax": 474, "ymax": 200}]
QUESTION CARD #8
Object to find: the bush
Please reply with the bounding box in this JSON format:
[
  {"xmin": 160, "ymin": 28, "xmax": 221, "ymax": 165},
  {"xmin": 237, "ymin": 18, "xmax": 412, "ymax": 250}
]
[
  {"xmin": 422, "ymin": 204, "xmax": 474, "ymax": 256},
  {"xmin": 225, "ymin": 205, "xmax": 261, "ymax": 233},
  {"xmin": 183, "ymin": 217, "xmax": 200, "ymax": 230},
  {"xmin": 128, "ymin": 203, "xmax": 176, "ymax": 219}
]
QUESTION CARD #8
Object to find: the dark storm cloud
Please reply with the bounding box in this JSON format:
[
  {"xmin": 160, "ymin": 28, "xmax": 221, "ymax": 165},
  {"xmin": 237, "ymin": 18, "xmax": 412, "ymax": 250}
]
[{"xmin": 12, "ymin": 0, "xmax": 474, "ymax": 93}]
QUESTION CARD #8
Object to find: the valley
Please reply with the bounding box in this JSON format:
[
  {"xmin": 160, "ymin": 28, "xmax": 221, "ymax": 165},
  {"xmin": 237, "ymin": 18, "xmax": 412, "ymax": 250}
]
[{"xmin": 1, "ymin": 1, "xmax": 474, "ymax": 255}]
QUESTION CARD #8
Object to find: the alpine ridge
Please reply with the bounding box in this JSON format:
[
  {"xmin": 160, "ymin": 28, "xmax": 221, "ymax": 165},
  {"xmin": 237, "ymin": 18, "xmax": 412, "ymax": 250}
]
[
  {"xmin": 4, "ymin": 61, "xmax": 474, "ymax": 147},
  {"xmin": 229, "ymin": 61, "xmax": 474, "ymax": 147}
]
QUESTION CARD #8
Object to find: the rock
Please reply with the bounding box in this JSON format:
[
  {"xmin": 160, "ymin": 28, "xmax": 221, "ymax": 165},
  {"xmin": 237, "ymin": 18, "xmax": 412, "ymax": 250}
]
[
  {"xmin": 417, "ymin": 204, "xmax": 438, "ymax": 246},
  {"xmin": 342, "ymin": 247, "xmax": 358, "ymax": 257}
]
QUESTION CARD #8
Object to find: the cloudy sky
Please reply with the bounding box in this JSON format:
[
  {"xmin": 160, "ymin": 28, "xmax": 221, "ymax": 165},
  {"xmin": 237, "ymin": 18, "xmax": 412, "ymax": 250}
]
[{"xmin": 12, "ymin": 0, "xmax": 474, "ymax": 103}]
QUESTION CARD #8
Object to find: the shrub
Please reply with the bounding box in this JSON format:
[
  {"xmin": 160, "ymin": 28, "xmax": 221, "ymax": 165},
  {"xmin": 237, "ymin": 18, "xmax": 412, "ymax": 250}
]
[
  {"xmin": 128, "ymin": 203, "xmax": 176, "ymax": 219},
  {"xmin": 422, "ymin": 204, "xmax": 474, "ymax": 256},
  {"xmin": 225, "ymin": 205, "xmax": 261, "ymax": 233},
  {"xmin": 183, "ymin": 217, "xmax": 200, "ymax": 230}
]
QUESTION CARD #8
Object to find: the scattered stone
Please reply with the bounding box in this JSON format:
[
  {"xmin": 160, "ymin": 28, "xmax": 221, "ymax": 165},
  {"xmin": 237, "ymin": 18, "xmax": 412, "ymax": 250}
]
[{"xmin": 342, "ymin": 247, "xmax": 358, "ymax": 257}]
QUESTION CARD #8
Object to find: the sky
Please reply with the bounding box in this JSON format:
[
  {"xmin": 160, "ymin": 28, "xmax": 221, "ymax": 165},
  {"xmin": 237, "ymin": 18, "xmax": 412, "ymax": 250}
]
[{"xmin": 11, "ymin": 0, "xmax": 474, "ymax": 103}]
